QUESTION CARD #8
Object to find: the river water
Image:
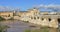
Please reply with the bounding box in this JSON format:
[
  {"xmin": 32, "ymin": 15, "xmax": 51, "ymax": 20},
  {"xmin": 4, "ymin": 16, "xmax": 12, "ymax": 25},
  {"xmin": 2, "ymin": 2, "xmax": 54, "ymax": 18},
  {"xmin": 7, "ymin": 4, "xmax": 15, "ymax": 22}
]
[{"xmin": 0, "ymin": 20, "xmax": 59, "ymax": 32}]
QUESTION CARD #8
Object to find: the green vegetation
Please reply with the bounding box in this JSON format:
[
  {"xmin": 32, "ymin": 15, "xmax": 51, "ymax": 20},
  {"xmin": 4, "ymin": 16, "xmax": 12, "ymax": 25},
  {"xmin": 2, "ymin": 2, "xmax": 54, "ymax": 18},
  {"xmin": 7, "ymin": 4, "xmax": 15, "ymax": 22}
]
[
  {"xmin": 24, "ymin": 27, "xmax": 49, "ymax": 32},
  {"xmin": 0, "ymin": 16, "xmax": 5, "ymax": 21},
  {"xmin": 0, "ymin": 25, "xmax": 9, "ymax": 32},
  {"xmin": 24, "ymin": 29, "xmax": 39, "ymax": 32},
  {"xmin": 24, "ymin": 29, "xmax": 31, "ymax": 32},
  {"xmin": 31, "ymin": 29, "xmax": 40, "ymax": 32},
  {"xmin": 24, "ymin": 29, "xmax": 49, "ymax": 32},
  {"xmin": 40, "ymin": 27, "xmax": 49, "ymax": 32}
]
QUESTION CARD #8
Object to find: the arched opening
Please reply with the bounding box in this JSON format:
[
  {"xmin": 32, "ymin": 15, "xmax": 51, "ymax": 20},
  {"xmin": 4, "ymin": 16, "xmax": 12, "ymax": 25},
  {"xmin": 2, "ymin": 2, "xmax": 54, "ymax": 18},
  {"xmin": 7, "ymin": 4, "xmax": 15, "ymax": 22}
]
[
  {"xmin": 49, "ymin": 18, "xmax": 51, "ymax": 22},
  {"xmin": 58, "ymin": 18, "xmax": 60, "ymax": 26},
  {"xmin": 37, "ymin": 17, "xmax": 39, "ymax": 19},
  {"xmin": 8, "ymin": 14, "xmax": 10, "ymax": 17},
  {"xmin": 58, "ymin": 18, "xmax": 60, "ymax": 23},
  {"xmin": 42, "ymin": 18, "xmax": 44, "ymax": 21},
  {"xmin": 34, "ymin": 17, "xmax": 36, "ymax": 20},
  {"xmin": 31, "ymin": 17, "xmax": 33, "ymax": 19}
]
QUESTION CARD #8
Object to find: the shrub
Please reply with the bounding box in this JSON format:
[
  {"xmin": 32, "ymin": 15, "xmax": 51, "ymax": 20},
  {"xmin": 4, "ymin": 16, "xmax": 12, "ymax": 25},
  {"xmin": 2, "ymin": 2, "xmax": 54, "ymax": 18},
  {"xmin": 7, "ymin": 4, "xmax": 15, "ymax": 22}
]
[
  {"xmin": 0, "ymin": 25, "xmax": 10, "ymax": 32},
  {"xmin": 0, "ymin": 16, "xmax": 5, "ymax": 21}
]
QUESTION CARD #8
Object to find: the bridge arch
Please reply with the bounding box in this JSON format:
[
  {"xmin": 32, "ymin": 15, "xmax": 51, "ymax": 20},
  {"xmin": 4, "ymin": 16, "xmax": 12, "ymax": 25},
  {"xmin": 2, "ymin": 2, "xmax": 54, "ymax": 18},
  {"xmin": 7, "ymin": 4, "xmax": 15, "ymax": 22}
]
[{"xmin": 58, "ymin": 18, "xmax": 60, "ymax": 24}]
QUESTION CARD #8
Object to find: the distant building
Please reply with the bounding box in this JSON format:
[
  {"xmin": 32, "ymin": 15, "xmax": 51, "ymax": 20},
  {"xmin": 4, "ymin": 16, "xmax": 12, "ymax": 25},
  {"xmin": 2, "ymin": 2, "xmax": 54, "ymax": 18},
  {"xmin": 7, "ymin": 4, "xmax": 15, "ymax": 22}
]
[{"xmin": 0, "ymin": 12, "xmax": 13, "ymax": 17}]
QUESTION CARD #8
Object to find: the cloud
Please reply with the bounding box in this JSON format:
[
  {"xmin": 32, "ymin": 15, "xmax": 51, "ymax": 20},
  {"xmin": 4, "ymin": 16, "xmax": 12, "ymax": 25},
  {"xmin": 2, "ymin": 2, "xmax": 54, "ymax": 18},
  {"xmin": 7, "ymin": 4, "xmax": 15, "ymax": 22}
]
[
  {"xmin": 0, "ymin": 6, "xmax": 20, "ymax": 11},
  {"xmin": 36, "ymin": 4, "xmax": 60, "ymax": 12},
  {"xmin": 0, "ymin": 4, "xmax": 60, "ymax": 12}
]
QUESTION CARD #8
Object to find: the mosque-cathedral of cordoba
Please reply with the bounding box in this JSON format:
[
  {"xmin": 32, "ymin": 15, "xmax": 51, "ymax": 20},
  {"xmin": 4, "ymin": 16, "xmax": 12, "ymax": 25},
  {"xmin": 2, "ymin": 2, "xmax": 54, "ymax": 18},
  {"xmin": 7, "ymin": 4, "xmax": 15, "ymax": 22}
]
[{"xmin": 0, "ymin": 8, "xmax": 60, "ymax": 28}]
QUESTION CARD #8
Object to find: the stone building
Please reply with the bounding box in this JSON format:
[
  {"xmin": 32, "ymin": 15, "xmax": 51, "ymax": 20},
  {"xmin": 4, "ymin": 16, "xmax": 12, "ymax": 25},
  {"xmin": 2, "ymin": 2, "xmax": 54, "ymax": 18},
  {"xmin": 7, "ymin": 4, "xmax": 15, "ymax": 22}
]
[
  {"xmin": 0, "ymin": 11, "xmax": 13, "ymax": 20},
  {"xmin": 0, "ymin": 12, "xmax": 13, "ymax": 17}
]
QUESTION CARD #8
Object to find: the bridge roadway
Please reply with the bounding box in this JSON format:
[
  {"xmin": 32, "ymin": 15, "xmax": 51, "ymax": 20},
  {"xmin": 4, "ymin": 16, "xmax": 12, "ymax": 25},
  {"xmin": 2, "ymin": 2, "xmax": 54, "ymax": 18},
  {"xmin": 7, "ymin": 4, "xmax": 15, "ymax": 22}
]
[{"xmin": 33, "ymin": 15, "xmax": 60, "ymax": 19}]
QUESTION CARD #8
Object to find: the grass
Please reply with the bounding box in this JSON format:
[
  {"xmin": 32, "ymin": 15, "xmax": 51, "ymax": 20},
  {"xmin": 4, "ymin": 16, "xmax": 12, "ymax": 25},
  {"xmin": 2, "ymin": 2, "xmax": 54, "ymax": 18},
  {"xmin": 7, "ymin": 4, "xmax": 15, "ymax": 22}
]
[
  {"xmin": 24, "ymin": 27, "xmax": 49, "ymax": 32},
  {"xmin": 40, "ymin": 27, "xmax": 49, "ymax": 32},
  {"xmin": 31, "ymin": 29, "xmax": 40, "ymax": 32},
  {"xmin": 24, "ymin": 29, "xmax": 31, "ymax": 32}
]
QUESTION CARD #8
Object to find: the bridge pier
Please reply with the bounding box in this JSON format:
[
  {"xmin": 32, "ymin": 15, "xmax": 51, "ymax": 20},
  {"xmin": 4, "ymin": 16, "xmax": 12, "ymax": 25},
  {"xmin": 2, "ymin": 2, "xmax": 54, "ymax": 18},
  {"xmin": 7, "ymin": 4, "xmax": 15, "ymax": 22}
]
[
  {"xmin": 49, "ymin": 18, "xmax": 58, "ymax": 28},
  {"xmin": 41, "ymin": 18, "xmax": 49, "ymax": 26}
]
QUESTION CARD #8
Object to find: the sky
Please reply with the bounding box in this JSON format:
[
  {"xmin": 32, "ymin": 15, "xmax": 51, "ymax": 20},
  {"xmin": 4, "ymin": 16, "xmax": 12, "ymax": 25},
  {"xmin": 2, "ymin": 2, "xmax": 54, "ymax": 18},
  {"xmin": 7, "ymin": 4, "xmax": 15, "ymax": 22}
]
[{"xmin": 0, "ymin": 0, "xmax": 60, "ymax": 11}]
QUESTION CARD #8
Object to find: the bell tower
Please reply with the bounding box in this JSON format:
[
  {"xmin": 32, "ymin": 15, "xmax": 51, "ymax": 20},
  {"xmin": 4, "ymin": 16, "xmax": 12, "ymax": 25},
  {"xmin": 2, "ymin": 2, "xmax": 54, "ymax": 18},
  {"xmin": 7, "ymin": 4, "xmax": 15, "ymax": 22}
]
[{"xmin": 32, "ymin": 7, "xmax": 40, "ymax": 15}]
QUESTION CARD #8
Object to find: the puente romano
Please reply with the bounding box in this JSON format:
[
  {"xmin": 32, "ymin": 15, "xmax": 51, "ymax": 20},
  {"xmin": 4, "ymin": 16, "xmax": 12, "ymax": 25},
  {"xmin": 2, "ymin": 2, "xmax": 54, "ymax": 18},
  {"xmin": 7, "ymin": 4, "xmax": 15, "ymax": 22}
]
[{"xmin": 0, "ymin": 8, "xmax": 60, "ymax": 28}]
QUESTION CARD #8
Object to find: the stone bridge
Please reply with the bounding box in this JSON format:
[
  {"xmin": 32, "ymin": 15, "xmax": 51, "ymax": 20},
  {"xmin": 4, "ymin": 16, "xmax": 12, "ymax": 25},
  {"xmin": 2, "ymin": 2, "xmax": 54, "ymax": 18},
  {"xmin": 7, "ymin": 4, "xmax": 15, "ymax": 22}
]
[
  {"xmin": 19, "ymin": 15, "xmax": 60, "ymax": 28},
  {"xmin": 3, "ymin": 15, "xmax": 60, "ymax": 28}
]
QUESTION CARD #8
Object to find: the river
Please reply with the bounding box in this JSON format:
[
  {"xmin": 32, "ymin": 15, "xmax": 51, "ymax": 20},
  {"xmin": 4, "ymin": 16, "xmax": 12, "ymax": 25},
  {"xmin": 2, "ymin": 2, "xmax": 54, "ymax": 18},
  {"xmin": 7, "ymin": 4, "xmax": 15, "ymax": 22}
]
[{"xmin": 0, "ymin": 20, "xmax": 59, "ymax": 32}]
